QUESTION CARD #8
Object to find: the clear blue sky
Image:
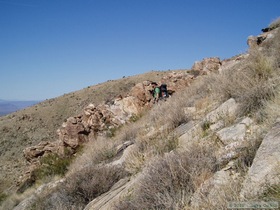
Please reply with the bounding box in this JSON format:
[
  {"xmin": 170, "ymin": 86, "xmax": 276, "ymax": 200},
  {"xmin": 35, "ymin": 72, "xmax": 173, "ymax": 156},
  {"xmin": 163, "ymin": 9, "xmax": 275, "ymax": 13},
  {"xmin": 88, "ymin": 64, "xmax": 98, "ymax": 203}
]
[{"xmin": 0, "ymin": 0, "xmax": 279, "ymax": 100}]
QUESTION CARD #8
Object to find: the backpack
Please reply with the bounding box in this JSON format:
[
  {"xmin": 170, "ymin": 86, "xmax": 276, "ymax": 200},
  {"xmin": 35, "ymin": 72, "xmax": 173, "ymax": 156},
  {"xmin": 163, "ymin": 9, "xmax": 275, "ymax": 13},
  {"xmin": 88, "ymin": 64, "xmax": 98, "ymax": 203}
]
[{"xmin": 160, "ymin": 84, "xmax": 169, "ymax": 98}]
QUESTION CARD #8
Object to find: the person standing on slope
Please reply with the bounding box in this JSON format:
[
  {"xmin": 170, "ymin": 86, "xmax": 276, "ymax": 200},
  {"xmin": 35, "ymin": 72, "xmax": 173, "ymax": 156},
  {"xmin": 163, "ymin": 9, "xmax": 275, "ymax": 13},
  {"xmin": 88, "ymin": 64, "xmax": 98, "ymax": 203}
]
[{"xmin": 151, "ymin": 82, "xmax": 161, "ymax": 103}]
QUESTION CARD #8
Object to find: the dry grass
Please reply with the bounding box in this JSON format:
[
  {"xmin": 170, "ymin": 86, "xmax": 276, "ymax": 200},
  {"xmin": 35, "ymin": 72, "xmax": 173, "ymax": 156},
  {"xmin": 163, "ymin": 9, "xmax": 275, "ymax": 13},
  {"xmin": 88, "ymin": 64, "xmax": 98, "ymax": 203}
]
[
  {"xmin": 261, "ymin": 89, "xmax": 280, "ymax": 128},
  {"xmin": 260, "ymin": 183, "xmax": 280, "ymax": 202},
  {"xmin": 191, "ymin": 177, "xmax": 244, "ymax": 210},
  {"xmin": 31, "ymin": 165, "xmax": 128, "ymax": 210},
  {"xmin": 235, "ymin": 136, "xmax": 263, "ymax": 175},
  {"xmin": 0, "ymin": 187, "xmax": 36, "ymax": 210},
  {"xmin": 69, "ymin": 121, "xmax": 140, "ymax": 173},
  {"xmin": 148, "ymin": 95, "xmax": 190, "ymax": 131},
  {"xmin": 114, "ymin": 122, "xmax": 139, "ymax": 143},
  {"xmin": 208, "ymin": 48, "xmax": 280, "ymax": 117},
  {"xmin": 115, "ymin": 143, "xmax": 218, "ymax": 210},
  {"xmin": 124, "ymin": 147, "xmax": 147, "ymax": 175},
  {"xmin": 64, "ymin": 165, "xmax": 127, "ymax": 205},
  {"xmin": 68, "ymin": 137, "xmax": 117, "ymax": 172}
]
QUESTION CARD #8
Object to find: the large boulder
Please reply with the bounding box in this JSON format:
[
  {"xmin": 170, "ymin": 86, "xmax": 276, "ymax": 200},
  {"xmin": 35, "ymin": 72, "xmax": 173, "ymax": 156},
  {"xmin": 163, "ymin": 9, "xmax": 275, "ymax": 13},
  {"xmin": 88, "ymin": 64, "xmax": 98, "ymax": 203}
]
[{"xmin": 111, "ymin": 96, "xmax": 142, "ymax": 119}]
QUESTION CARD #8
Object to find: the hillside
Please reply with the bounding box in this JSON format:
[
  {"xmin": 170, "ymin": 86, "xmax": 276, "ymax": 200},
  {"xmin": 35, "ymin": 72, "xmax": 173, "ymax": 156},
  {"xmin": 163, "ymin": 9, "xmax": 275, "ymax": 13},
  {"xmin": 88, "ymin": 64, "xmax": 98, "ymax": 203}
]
[
  {"xmin": 1, "ymin": 18, "xmax": 280, "ymax": 210},
  {"xmin": 0, "ymin": 71, "xmax": 176, "ymax": 193}
]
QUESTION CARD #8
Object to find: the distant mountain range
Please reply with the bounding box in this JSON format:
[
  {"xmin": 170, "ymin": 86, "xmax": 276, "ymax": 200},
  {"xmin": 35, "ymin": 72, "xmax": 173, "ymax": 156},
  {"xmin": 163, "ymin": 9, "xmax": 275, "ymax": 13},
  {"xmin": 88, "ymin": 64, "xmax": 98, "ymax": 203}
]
[{"xmin": 0, "ymin": 99, "xmax": 40, "ymax": 116}]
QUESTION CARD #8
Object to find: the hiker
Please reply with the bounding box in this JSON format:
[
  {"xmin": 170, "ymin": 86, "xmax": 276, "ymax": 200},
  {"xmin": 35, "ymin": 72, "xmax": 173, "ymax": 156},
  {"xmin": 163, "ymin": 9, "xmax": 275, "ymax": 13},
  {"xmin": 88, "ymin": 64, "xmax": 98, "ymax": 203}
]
[
  {"xmin": 151, "ymin": 82, "xmax": 169, "ymax": 104},
  {"xmin": 151, "ymin": 82, "xmax": 161, "ymax": 103}
]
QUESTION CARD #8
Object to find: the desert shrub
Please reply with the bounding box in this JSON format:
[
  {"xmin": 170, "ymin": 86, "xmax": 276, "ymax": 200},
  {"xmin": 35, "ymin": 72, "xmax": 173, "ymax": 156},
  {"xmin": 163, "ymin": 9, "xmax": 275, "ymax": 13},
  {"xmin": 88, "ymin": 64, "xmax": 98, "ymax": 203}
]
[
  {"xmin": 235, "ymin": 136, "xmax": 263, "ymax": 175},
  {"xmin": 115, "ymin": 144, "xmax": 218, "ymax": 210},
  {"xmin": 0, "ymin": 188, "xmax": 36, "ymax": 210},
  {"xmin": 31, "ymin": 165, "xmax": 128, "ymax": 210},
  {"xmin": 238, "ymin": 53, "xmax": 278, "ymax": 115},
  {"xmin": 129, "ymin": 113, "xmax": 141, "ymax": 122},
  {"xmin": 154, "ymin": 135, "xmax": 179, "ymax": 155},
  {"xmin": 63, "ymin": 165, "xmax": 127, "ymax": 207},
  {"xmin": 260, "ymin": 27, "xmax": 280, "ymax": 67},
  {"xmin": 184, "ymin": 74, "xmax": 218, "ymax": 107},
  {"xmin": 69, "ymin": 137, "xmax": 117, "ymax": 173},
  {"xmin": 260, "ymin": 184, "xmax": 280, "ymax": 201},
  {"xmin": 193, "ymin": 177, "xmax": 244, "ymax": 210},
  {"xmin": 209, "ymin": 50, "xmax": 279, "ymax": 116},
  {"xmin": 106, "ymin": 126, "xmax": 118, "ymax": 138},
  {"xmin": 30, "ymin": 188, "xmax": 85, "ymax": 210},
  {"xmin": 124, "ymin": 148, "xmax": 146, "ymax": 175},
  {"xmin": 33, "ymin": 153, "xmax": 72, "ymax": 181},
  {"xmin": 132, "ymin": 130, "xmax": 179, "ymax": 163},
  {"xmin": 260, "ymin": 89, "xmax": 280, "ymax": 128},
  {"xmin": 148, "ymin": 92, "xmax": 190, "ymax": 131},
  {"xmin": 114, "ymin": 122, "xmax": 139, "ymax": 143}
]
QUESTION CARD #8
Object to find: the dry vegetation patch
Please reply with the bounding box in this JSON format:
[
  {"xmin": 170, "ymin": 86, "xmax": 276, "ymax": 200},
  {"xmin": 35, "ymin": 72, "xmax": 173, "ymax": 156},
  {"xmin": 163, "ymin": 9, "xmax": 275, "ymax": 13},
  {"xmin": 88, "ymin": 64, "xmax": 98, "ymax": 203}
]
[
  {"xmin": 115, "ymin": 143, "xmax": 218, "ymax": 210},
  {"xmin": 32, "ymin": 165, "xmax": 128, "ymax": 210}
]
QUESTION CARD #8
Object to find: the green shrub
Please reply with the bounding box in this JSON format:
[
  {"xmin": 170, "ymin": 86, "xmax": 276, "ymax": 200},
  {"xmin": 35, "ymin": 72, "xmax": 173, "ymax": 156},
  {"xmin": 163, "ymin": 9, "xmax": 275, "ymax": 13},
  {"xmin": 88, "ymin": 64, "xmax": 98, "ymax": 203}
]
[
  {"xmin": 106, "ymin": 126, "xmax": 118, "ymax": 138},
  {"xmin": 0, "ymin": 192, "xmax": 7, "ymax": 204},
  {"xmin": 33, "ymin": 153, "xmax": 72, "ymax": 181},
  {"xmin": 260, "ymin": 184, "xmax": 280, "ymax": 201},
  {"xmin": 129, "ymin": 114, "xmax": 140, "ymax": 122}
]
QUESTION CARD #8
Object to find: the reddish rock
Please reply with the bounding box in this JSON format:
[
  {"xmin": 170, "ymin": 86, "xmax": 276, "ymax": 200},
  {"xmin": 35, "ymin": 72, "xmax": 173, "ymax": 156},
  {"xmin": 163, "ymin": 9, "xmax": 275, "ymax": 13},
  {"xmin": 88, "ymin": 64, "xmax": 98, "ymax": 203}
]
[
  {"xmin": 23, "ymin": 141, "xmax": 57, "ymax": 162},
  {"xmin": 191, "ymin": 57, "xmax": 221, "ymax": 75}
]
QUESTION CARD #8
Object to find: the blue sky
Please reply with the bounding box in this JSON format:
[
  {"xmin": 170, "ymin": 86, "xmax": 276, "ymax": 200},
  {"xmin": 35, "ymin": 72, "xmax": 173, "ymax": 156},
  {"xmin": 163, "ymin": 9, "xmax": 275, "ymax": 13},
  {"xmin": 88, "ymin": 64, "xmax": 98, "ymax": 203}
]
[{"xmin": 0, "ymin": 0, "xmax": 279, "ymax": 100}]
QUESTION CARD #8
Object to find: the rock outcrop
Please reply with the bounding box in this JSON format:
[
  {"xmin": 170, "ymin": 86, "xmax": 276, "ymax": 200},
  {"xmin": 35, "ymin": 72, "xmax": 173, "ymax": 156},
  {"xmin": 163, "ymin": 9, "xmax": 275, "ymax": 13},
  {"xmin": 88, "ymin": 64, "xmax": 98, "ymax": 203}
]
[
  {"xmin": 247, "ymin": 27, "xmax": 279, "ymax": 48},
  {"xmin": 191, "ymin": 57, "xmax": 221, "ymax": 75}
]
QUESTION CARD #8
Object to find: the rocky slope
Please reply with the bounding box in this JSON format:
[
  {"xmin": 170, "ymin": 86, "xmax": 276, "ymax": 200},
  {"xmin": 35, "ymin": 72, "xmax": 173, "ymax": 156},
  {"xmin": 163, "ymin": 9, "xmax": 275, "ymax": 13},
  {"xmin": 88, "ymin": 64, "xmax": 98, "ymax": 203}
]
[
  {"xmin": 1, "ymin": 20, "xmax": 280, "ymax": 209},
  {"xmin": 0, "ymin": 71, "xmax": 181, "ymax": 192}
]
